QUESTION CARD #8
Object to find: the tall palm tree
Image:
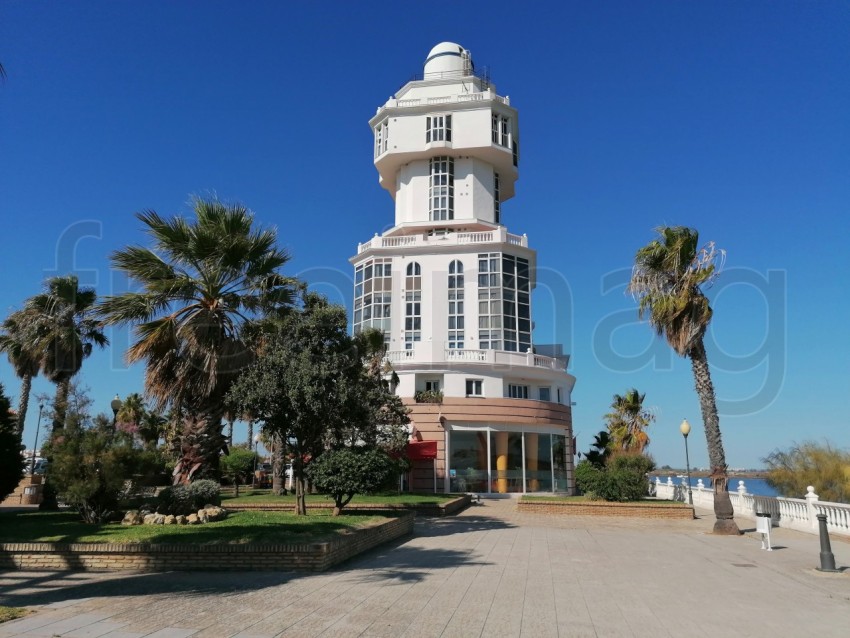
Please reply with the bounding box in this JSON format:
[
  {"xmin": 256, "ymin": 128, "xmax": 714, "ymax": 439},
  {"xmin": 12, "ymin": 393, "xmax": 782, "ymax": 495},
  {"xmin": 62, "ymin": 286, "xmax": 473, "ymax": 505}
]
[
  {"xmin": 26, "ymin": 276, "xmax": 107, "ymax": 432},
  {"xmin": 629, "ymin": 226, "xmax": 739, "ymax": 534},
  {"xmin": 0, "ymin": 310, "xmax": 41, "ymax": 437},
  {"xmin": 98, "ymin": 197, "xmax": 297, "ymax": 483},
  {"xmin": 605, "ymin": 388, "xmax": 654, "ymax": 453}
]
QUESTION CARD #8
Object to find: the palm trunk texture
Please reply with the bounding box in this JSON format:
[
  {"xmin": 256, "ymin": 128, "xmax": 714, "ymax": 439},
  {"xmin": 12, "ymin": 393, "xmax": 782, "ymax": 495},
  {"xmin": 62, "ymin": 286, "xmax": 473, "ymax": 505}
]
[
  {"xmin": 16, "ymin": 374, "xmax": 32, "ymax": 438},
  {"xmin": 690, "ymin": 340, "xmax": 740, "ymax": 535},
  {"xmin": 173, "ymin": 411, "xmax": 226, "ymax": 485}
]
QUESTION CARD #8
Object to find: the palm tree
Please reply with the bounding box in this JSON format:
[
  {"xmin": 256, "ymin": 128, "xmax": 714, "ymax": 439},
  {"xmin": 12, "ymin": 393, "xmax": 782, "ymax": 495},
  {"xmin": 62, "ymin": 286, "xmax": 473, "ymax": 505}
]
[
  {"xmin": 605, "ymin": 388, "xmax": 654, "ymax": 453},
  {"xmin": 0, "ymin": 310, "xmax": 41, "ymax": 437},
  {"xmin": 98, "ymin": 197, "xmax": 298, "ymax": 483},
  {"xmin": 629, "ymin": 226, "xmax": 739, "ymax": 534},
  {"xmin": 26, "ymin": 276, "xmax": 107, "ymax": 432}
]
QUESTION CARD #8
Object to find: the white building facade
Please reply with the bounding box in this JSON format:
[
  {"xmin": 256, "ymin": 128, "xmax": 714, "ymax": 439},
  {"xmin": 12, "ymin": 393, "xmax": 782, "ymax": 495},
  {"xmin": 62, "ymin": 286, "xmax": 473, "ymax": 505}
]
[{"xmin": 351, "ymin": 43, "xmax": 577, "ymax": 494}]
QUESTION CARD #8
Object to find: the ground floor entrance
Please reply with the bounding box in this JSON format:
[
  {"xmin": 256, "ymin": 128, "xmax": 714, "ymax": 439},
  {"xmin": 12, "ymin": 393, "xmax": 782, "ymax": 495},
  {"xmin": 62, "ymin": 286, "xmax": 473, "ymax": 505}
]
[{"xmin": 446, "ymin": 427, "xmax": 569, "ymax": 494}]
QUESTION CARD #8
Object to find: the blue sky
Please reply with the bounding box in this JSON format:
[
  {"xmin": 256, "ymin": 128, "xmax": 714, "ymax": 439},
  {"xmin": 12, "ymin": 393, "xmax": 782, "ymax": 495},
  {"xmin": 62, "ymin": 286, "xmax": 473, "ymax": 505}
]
[{"xmin": 1, "ymin": 1, "xmax": 848, "ymax": 468}]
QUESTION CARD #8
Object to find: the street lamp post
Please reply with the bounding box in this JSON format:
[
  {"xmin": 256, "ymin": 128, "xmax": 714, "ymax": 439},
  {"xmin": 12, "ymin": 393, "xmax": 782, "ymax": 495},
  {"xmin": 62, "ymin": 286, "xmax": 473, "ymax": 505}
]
[
  {"xmin": 30, "ymin": 403, "xmax": 45, "ymax": 475},
  {"xmin": 680, "ymin": 418, "xmax": 693, "ymax": 506}
]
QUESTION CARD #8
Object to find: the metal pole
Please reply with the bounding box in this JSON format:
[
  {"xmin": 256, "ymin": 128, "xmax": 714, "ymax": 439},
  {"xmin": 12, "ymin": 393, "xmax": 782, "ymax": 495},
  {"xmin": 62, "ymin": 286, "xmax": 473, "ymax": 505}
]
[
  {"xmin": 30, "ymin": 404, "xmax": 44, "ymax": 475},
  {"xmin": 816, "ymin": 513, "xmax": 839, "ymax": 572},
  {"xmin": 683, "ymin": 433, "xmax": 693, "ymax": 506}
]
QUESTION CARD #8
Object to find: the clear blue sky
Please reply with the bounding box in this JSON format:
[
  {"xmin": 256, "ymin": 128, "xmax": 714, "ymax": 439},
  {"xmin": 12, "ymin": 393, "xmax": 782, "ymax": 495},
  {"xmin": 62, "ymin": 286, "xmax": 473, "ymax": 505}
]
[{"xmin": 1, "ymin": 1, "xmax": 848, "ymax": 469}]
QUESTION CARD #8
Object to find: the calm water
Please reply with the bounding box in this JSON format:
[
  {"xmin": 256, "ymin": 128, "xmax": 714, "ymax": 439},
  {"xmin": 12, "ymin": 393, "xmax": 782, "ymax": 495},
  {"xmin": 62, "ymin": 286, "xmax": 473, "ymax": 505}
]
[{"xmin": 652, "ymin": 476, "xmax": 780, "ymax": 497}]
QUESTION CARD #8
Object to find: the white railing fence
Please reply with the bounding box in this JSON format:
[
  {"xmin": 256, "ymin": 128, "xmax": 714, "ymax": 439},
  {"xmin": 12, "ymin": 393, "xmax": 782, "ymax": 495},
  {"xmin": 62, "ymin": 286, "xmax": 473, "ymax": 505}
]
[{"xmin": 651, "ymin": 477, "xmax": 850, "ymax": 538}]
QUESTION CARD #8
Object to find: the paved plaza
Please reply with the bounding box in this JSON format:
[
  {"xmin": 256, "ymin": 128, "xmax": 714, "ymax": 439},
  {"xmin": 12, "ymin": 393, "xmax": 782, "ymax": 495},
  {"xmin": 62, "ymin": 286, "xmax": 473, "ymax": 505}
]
[{"xmin": 1, "ymin": 499, "xmax": 849, "ymax": 637}]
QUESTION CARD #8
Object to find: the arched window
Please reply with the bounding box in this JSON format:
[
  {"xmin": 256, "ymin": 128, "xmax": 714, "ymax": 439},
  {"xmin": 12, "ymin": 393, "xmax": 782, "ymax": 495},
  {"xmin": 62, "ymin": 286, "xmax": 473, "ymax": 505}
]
[
  {"xmin": 448, "ymin": 260, "xmax": 464, "ymax": 349},
  {"xmin": 406, "ymin": 262, "xmax": 421, "ymax": 276}
]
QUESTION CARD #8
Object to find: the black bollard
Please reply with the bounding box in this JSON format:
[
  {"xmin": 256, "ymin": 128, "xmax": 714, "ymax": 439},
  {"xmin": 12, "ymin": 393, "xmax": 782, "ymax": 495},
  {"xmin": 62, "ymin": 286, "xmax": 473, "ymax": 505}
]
[{"xmin": 816, "ymin": 513, "xmax": 840, "ymax": 572}]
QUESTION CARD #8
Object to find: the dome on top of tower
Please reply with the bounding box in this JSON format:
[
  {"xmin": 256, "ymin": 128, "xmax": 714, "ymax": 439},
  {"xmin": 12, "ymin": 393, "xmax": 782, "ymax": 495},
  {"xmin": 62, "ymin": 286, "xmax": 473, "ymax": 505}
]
[{"xmin": 424, "ymin": 42, "xmax": 473, "ymax": 78}]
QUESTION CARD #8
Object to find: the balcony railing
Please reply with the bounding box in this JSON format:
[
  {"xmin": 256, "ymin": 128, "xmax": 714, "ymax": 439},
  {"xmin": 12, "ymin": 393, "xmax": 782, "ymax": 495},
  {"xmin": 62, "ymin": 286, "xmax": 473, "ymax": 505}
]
[
  {"xmin": 358, "ymin": 228, "xmax": 527, "ymax": 254},
  {"xmin": 384, "ymin": 346, "xmax": 567, "ymax": 372}
]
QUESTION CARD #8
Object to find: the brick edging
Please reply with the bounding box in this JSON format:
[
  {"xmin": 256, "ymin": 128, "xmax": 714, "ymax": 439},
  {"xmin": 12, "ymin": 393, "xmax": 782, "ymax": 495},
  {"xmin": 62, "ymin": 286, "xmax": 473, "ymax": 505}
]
[
  {"xmin": 226, "ymin": 495, "xmax": 471, "ymax": 516},
  {"xmin": 517, "ymin": 500, "xmax": 694, "ymax": 519},
  {"xmin": 0, "ymin": 513, "xmax": 414, "ymax": 572}
]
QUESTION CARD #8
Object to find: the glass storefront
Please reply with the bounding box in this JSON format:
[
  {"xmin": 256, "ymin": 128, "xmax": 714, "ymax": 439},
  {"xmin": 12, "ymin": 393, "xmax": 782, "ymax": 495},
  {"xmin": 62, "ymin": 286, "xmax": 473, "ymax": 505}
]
[{"xmin": 448, "ymin": 429, "xmax": 569, "ymax": 494}]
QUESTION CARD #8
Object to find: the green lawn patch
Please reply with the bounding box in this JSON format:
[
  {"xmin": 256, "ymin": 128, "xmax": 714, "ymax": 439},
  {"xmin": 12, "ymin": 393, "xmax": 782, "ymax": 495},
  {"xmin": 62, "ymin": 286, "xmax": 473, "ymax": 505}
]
[
  {"xmin": 0, "ymin": 606, "xmax": 29, "ymax": 623},
  {"xmin": 222, "ymin": 491, "xmax": 458, "ymax": 506},
  {"xmin": 0, "ymin": 510, "xmax": 386, "ymax": 545}
]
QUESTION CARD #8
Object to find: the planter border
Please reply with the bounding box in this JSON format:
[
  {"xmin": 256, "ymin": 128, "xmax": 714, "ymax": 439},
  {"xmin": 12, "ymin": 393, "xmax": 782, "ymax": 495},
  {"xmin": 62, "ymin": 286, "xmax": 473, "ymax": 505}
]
[
  {"xmin": 225, "ymin": 494, "xmax": 471, "ymax": 516},
  {"xmin": 0, "ymin": 512, "xmax": 414, "ymax": 573},
  {"xmin": 517, "ymin": 499, "xmax": 694, "ymax": 519}
]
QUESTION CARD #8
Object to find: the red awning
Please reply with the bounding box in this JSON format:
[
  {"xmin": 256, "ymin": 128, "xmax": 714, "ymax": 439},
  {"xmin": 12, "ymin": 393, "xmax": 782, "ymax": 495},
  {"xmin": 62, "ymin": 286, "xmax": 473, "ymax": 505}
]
[{"xmin": 407, "ymin": 440, "xmax": 438, "ymax": 460}]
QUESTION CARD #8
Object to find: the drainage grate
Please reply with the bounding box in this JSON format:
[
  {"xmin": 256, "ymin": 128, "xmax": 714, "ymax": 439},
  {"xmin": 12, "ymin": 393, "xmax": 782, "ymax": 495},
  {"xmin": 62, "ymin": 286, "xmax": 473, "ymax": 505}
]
[{"xmin": 732, "ymin": 563, "xmax": 757, "ymax": 568}]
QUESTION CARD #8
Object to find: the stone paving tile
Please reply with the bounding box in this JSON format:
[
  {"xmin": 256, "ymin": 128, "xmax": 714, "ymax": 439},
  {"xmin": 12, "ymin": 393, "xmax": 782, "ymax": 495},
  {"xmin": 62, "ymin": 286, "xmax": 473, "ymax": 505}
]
[{"xmin": 63, "ymin": 620, "xmax": 133, "ymax": 638}]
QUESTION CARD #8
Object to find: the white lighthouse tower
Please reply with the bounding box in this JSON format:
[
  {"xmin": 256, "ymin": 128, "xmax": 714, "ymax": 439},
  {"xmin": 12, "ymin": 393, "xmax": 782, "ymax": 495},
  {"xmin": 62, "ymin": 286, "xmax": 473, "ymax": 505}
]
[{"xmin": 352, "ymin": 43, "xmax": 577, "ymax": 494}]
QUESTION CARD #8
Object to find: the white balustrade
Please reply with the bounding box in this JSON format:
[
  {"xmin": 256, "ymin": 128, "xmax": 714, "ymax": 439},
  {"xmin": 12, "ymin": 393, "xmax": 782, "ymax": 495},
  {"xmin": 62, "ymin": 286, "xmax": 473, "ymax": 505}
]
[
  {"xmin": 650, "ymin": 479, "xmax": 850, "ymax": 537},
  {"xmin": 384, "ymin": 350, "xmax": 415, "ymax": 363},
  {"xmin": 445, "ymin": 348, "xmax": 487, "ymax": 362}
]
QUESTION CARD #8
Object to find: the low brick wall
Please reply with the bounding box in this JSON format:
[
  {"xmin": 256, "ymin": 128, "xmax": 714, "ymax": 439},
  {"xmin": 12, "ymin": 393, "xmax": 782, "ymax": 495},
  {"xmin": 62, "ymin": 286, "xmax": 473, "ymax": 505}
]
[
  {"xmin": 0, "ymin": 513, "xmax": 413, "ymax": 573},
  {"xmin": 517, "ymin": 499, "xmax": 694, "ymax": 519},
  {"xmin": 226, "ymin": 495, "xmax": 471, "ymax": 517}
]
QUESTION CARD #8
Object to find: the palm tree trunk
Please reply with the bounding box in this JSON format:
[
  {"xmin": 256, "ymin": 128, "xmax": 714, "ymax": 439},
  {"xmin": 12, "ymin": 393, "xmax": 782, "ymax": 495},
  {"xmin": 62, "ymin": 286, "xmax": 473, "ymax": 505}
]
[
  {"xmin": 172, "ymin": 411, "xmax": 225, "ymax": 485},
  {"xmin": 16, "ymin": 374, "xmax": 32, "ymax": 438},
  {"xmin": 690, "ymin": 340, "xmax": 740, "ymax": 535},
  {"xmin": 52, "ymin": 378, "xmax": 70, "ymax": 432},
  {"xmin": 247, "ymin": 418, "xmax": 254, "ymax": 450}
]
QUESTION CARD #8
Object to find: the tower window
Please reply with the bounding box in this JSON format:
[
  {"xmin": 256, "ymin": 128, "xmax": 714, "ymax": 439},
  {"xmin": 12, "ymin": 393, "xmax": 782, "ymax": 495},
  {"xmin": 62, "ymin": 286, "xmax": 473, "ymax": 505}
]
[
  {"xmin": 426, "ymin": 114, "xmax": 452, "ymax": 143},
  {"xmin": 466, "ymin": 379, "xmax": 483, "ymax": 396},
  {"xmin": 508, "ymin": 384, "xmax": 529, "ymax": 399},
  {"xmin": 448, "ymin": 260, "xmax": 464, "ymax": 349},
  {"xmin": 353, "ymin": 258, "xmax": 392, "ymax": 338},
  {"xmin": 494, "ymin": 172, "xmax": 501, "ymax": 224},
  {"xmin": 492, "ymin": 114, "xmax": 510, "ymax": 148},
  {"xmin": 404, "ymin": 261, "xmax": 422, "ymax": 349},
  {"xmin": 374, "ymin": 120, "xmax": 389, "ymax": 157},
  {"xmin": 429, "ymin": 157, "xmax": 454, "ymax": 221},
  {"xmin": 477, "ymin": 252, "xmax": 502, "ymax": 350}
]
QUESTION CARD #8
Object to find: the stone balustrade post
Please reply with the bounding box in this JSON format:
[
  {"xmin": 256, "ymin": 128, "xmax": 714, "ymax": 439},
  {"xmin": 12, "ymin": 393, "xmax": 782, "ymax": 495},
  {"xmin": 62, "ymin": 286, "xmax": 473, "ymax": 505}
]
[{"xmin": 805, "ymin": 486, "xmax": 819, "ymax": 530}]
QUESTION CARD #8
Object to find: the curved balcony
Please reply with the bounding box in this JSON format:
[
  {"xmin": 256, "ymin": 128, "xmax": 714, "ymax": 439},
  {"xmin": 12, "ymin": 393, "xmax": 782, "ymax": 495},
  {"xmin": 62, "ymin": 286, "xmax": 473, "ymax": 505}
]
[
  {"xmin": 384, "ymin": 346, "xmax": 568, "ymax": 372},
  {"xmin": 357, "ymin": 227, "xmax": 527, "ymax": 255}
]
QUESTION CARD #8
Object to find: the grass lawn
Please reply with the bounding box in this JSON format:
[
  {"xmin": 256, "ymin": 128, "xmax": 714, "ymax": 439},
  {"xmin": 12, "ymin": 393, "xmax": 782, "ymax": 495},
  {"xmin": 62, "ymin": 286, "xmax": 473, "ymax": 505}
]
[
  {"xmin": 0, "ymin": 607, "xmax": 29, "ymax": 623},
  {"xmin": 222, "ymin": 491, "xmax": 459, "ymax": 506},
  {"xmin": 0, "ymin": 510, "xmax": 387, "ymax": 545},
  {"xmin": 520, "ymin": 495, "xmax": 685, "ymax": 506}
]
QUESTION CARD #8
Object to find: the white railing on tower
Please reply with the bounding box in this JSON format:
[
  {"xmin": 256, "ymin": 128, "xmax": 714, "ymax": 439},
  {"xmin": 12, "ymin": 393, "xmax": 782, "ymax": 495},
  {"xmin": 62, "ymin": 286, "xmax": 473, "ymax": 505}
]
[
  {"xmin": 384, "ymin": 91, "xmax": 509, "ymax": 111},
  {"xmin": 357, "ymin": 228, "xmax": 528, "ymax": 254}
]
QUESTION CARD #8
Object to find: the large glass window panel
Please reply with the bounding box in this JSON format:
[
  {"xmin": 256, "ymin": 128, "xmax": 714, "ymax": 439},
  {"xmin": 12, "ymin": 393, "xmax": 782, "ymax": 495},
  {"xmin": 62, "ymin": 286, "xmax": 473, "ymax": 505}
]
[
  {"xmin": 525, "ymin": 433, "xmax": 553, "ymax": 492},
  {"xmin": 553, "ymin": 434, "xmax": 568, "ymax": 491},
  {"xmin": 490, "ymin": 431, "xmax": 523, "ymax": 493},
  {"xmin": 449, "ymin": 431, "xmax": 489, "ymax": 493}
]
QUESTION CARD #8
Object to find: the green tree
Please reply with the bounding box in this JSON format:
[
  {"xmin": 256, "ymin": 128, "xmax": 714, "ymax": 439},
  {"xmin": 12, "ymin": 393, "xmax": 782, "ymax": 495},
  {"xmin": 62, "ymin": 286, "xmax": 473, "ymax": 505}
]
[
  {"xmin": 228, "ymin": 294, "xmax": 408, "ymax": 515},
  {"xmin": 764, "ymin": 442, "xmax": 850, "ymax": 503},
  {"xmin": 220, "ymin": 447, "xmax": 258, "ymax": 497},
  {"xmin": 582, "ymin": 430, "xmax": 612, "ymax": 468},
  {"xmin": 629, "ymin": 226, "xmax": 739, "ymax": 534},
  {"xmin": 25, "ymin": 276, "xmax": 107, "ymax": 433},
  {"xmin": 44, "ymin": 386, "xmax": 161, "ymax": 523},
  {"xmin": 116, "ymin": 393, "xmax": 166, "ymax": 449},
  {"xmin": 605, "ymin": 388, "xmax": 654, "ymax": 453},
  {"xmin": 0, "ymin": 382, "xmax": 25, "ymax": 502},
  {"xmin": 98, "ymin": 198, "xmax": 298, "ymax": 483},
  {"xmin": 0, "ymin": 310, "xmax": 41, "ymax": 437},
  {"xmin": 308, "ymin": 448, "xmax": 398, "ymax": 515}
]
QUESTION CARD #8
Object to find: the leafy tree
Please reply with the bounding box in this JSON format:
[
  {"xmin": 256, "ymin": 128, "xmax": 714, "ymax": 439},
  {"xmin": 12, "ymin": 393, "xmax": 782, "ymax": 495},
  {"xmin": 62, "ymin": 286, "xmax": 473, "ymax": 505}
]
[
  {"xmin": 44, "ymin": 387, "xmax": 162, "ymax": 523},
  {"xmin": 228, "ymin": 293, "xmax": 409, "ymax": 515},
  {"xmin": 308, "ymin": 448, "xmax": 398, "ymax": 515},
  {"xmin": 116, "ymin": 393, "xmax": 166, "ymax": 449},
  {"xmin": 605, "ymin": 388, "xmax": 654, "ymax": 453},
  {"xmin": 763, "ymin": 442, "xmax": 850, "ymax": 503},
  {"xmin": 629, "ymin": 226, "xmax": 739, "ymax": 534},
  {"xmin": 0, "ymin": 383, "xmax": 25, "ymax": 503},
  {"xmin": 575, "ymin": 453, "xmax": 655, "ymax": 502},
  {"xmin": 98, "ymin": 198, "xmax": 298, "ymax": 483},
  {"xmin": 25, "ymin": 276, "xmax": 107, "ymax": 433},
  {"xmin": 0, "ymin": 310, "xmax": 41, "ymax": 437},
  {"xmin": 220, "ymin": 447, "xmax": 258, "ymax": 497}
]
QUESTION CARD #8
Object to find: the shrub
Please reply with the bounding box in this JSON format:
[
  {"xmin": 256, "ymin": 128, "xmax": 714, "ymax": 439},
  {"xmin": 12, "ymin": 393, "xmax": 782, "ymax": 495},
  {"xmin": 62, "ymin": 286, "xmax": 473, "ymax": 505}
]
[
  {"xmin": 414, "ymin": 390, "xmax": 443, "ymax": 404},
  {"xmin": 46, "ymin": 425, "xmax": 160, "ymax": 523},
  {"xmin": 308, "ymin": 447, "xmax": 398, "ymax": 515},
  {"xmin": 575, "ymin": 454, "xmax": 655, "ymax": 502},
  {"xmin": 575, "ymin": 459, "xmax": 602, "ymax": 495},
  {"xmin": 156, "ymin": 479, "xmax": 221, "ymax": 515}
]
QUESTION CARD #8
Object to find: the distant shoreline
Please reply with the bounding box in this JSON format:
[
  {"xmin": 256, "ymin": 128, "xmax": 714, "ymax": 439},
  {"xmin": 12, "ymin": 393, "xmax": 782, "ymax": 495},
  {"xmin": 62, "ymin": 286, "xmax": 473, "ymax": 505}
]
[{"xmin": 655, "ymin": 471, "xmax": 768, "ymax": 479}]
